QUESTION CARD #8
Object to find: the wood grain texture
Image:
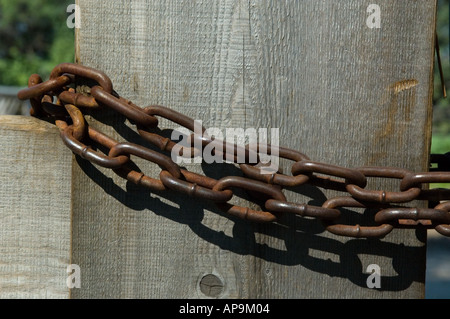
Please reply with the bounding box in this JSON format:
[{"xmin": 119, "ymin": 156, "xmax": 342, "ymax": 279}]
[
  {"xmin": 0, "ymin": 116, "xmax": 72, "ymax": 299},
  {"xmin": 73, "ymin": 0, "xmax": 436, "ymax": 298}
]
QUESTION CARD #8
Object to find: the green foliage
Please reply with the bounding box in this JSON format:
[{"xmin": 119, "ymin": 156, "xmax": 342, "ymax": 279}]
[
  {"xmin": 0, "ymin": 0, "xmax": 74, "ymax": 86},
  {"xmin": 431, "ymin": 134, "xmax": 450, "ymax": 154},
  {"xmin": 434, "ymin": 0, "xmax": 450, "ymax": 135}
]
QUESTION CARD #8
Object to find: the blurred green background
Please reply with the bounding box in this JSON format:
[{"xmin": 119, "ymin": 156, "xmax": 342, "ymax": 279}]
[
  {"xmin": 434, "ymin": 0, "xmax": 450, "ymax": 156},
  {"xmin": 0, "ymin": 0, "xmax": 74, "ymax": 86},
  {"xmin": 431, "ymin": 0, "xmax": 450, "ymax": 192}
]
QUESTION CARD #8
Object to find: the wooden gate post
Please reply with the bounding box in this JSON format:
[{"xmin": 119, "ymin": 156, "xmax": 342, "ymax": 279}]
[
  {"xmin": 0, "ymin": 0, "xmax": 438, "ymax": 300},
  {"xmin": 0, "ymin": 116, "xmax": 72, "ymax": 299},
  {"xmin": 0, "ymin": 0, "xmax": 436, "ymax": 299},
  {"xmin": 69, "ymin": 0, "xmax": 436, "ymax": 298}
]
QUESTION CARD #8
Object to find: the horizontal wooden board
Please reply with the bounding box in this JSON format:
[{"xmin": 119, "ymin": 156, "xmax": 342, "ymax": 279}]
[{"xmin": 0, "ymin": 116, "xmax": 72, "ymax": 299}]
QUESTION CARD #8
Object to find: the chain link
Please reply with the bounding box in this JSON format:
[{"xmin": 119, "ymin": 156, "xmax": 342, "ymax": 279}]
[{"xmin": 17, "ymin": 63, "xmax": 450, "ymax": 238}]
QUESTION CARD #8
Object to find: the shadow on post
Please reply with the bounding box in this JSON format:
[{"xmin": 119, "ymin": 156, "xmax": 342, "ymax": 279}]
[{"xmin": 74, "ymin": 146, "xmax": 426, "ymax": 292}]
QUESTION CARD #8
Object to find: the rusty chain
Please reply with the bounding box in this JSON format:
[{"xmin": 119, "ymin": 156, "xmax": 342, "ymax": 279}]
[{"xmin": 17, "ymin": 63, "xmax": 450, "ymax": 238}]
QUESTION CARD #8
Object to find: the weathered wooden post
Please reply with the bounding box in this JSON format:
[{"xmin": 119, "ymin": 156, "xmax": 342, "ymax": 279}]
[
  {"xmin": 0, "ymin": 116, "xmax": 72, "ymax": 298},
  {"xmin": 70, "ymin": 0, "xmax": 435, "ymax": 298},
  {"xmin": 0, "ymin": 0, "xmax": 437, "ymax": 298}
]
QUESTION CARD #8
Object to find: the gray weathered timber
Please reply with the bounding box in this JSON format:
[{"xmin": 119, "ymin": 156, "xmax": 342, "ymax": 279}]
[
  {"xmin": 0, "ymin": 86, "xmax": 29, "ymax": 115},
  {"xmin": 0, "ymin": 116, "xmax": 72, "ymax": 299},
  {"xmin": 73, "ymin": 0, "xmax": 436, "ymax": 298}
]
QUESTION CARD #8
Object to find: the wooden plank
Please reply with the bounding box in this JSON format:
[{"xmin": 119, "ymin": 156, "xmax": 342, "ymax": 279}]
[
  {"xmin": 73, "ymin": 0, "xmax": 435, "ymax": 298},
  {"xmin": 0, "ymin": 116, "xmax": 72, "ymax": 299},
  {"xmin": 0, "ymin": 86, "xmax": 29, "ymax": 115}
]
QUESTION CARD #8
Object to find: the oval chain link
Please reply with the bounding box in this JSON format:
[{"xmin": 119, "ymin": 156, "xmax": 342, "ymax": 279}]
[{"xmin": 17, "ymin": 63, "xmax": 450, "ymax": 238}]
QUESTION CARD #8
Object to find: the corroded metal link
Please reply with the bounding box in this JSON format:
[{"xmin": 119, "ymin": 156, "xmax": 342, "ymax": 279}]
[
  {"xmin": 212, "ymin": 176, "xmax": 286, "ymax": 222},
  {"xmin": 374, "ymin": 207, "xmax": 450, "ymax": 226},
  {"xmin": 50, "ymin": 63, "xmax": 113, "ymax": 94},
  {"xmin": 138, "ymin": 105, "xmax": 203, "ymax": 158},
  {"xmin": 109, "ymin": 142, "xmax": 181, "ymax": 179},
  {"xmin": 61, "ymin": 126, "xmax": 129, "ymax": 169},
  {"xmin": 28, "ymin": 74, "xmax": 43, "ymax": 89},
  {"xmin": 58, "ymin": 90, "xmax": 100, "ymax": 108},
  {"xmin": 143, "ymin": 105, "xmax": 205, "ymax": 132},
  {"xmin": 114, "ymin": 167, "xmax": 166, "ymax": 192},
  {"xmin": 17, "ymin": 63, "xmax": 450, "ymax": 238},
  {"xmin": 322, "ymin": 196, "xmax": 394, "ymax": 238},
  {"xmin": 139, "ymin": 106, "xmax": 258, "ymax": 162},
  {"xmin": 400, "ymin": 172, "xmax": 450, "ymax": 191},
  {"xmin": 27, "ymin": 74, "xmax": 45, "ymax": 117},
  {"xmin": 346, "ymin": 167, "xmax": 421, "ymax": 203},
  {"xmin": 240, "ymin": 146, "xmax": 311, "ymax": 187},
  {"xmin": 18, "ymin": 75, "xmax": 72, "ymax": 101},
  {"xmin": 180, "ymin": 169, "xmax": 220, "ymax": 190},
  {"xmin": 434, "ymin": 202, "xmax": 450, "ymax": 236},
  {"xmin": 265, "ymin": 199, "xmax": 340, "ymax": 220},
  {"xmin": 159, "ymin": 170, "xmax": 233, "ymax": 203},
  {"xmin": 292, "ymin": 160, "xmax": 367, "ymax": 189},
  {"xmin": 91, "ymin": 86, "xmax": 158, "ymax": 127},
  {"xmin": 138, "ymin": 128, "xmax": 202, "ymax": 158},
  {"xmin": 88, "ymin": 126, "xmax": 121, "ymax": 150},
  {"xmin": 108, "ymin": 142, "xmax": 182, "ymax": 192},
  {"xmin": 195, "ymin": 136, "xmax": 261, "ymax": 164},
  {"xmin": 64, "ymin": 103, "xmax": 86, "ymax": 141}
]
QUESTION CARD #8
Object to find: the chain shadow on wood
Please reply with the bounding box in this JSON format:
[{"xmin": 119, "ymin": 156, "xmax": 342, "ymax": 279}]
[{"xmin": 74, "ymin": 149, "xmax": 426, "ymax": 292}]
